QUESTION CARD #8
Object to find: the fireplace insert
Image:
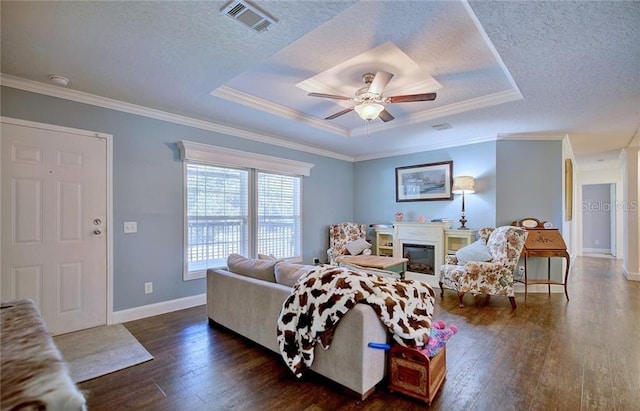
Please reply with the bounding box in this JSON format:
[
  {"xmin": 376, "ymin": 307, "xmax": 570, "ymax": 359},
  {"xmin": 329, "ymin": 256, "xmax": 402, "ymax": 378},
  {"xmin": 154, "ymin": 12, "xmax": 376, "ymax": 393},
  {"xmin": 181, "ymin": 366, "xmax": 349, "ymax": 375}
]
[{"xmin": 403, "ymin": 243, "xmax": 435, "ymax": 275}]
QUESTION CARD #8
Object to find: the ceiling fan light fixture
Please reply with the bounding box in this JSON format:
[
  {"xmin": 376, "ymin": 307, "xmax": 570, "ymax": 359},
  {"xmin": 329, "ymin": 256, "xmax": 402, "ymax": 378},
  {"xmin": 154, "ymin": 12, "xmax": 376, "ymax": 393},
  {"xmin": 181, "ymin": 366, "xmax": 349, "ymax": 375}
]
[{"xmin": 354, "ymin": 102, "xmax": 384, "ymax": 121}]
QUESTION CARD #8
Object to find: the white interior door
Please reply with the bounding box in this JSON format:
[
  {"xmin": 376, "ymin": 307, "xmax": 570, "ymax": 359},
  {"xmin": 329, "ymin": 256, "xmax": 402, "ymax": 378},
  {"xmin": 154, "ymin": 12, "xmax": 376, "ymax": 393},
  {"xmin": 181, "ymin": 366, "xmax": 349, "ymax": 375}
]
[{"xmin": 1, "ymin": 118, "xmax": 108, "ymax": 335}]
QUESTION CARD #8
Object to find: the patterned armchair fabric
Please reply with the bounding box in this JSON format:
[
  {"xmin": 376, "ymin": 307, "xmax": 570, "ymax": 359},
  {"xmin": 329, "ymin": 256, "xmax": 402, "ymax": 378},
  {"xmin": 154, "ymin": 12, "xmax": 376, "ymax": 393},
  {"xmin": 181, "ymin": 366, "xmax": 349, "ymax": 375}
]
[
  {"xmin": 327, "ymin": 222, "xmax": 368, "ymax": 265},
  {"xmin": 438, "ymin": 226, "xmax": 527, "ymax": 309}
]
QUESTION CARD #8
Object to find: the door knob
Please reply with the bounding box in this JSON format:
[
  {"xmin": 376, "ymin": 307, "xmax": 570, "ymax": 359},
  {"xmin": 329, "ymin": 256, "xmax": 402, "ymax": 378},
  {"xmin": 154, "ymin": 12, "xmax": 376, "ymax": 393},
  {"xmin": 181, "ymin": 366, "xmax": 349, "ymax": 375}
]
[{"xmin": 93, "ymin": 228, "xmax": 102, "ymax": 235}]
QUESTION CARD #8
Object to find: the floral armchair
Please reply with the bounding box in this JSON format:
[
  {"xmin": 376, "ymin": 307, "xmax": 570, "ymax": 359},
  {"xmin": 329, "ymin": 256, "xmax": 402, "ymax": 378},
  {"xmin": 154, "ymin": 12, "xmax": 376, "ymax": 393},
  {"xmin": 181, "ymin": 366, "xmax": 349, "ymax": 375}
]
[
  {"xmin": 438, "ymin": 226, "xmax": 527, "ymax": 309},
  {"xmin": 327, "ymin": 222, "xmax": 368, "ymax": 265}
]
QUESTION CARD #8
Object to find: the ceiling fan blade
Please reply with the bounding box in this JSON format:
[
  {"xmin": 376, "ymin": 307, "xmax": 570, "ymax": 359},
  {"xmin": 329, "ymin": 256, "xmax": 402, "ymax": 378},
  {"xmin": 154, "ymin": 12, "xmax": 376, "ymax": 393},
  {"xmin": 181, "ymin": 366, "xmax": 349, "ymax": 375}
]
[
  {"xmin": 378, "ymin": 109, "xmax": 395, "ymax": 122},
  {"xmin": 308, "ymin": 92, "xmax": 351, "ymax": 101},
  {"xmin": 325, "ymin": 107, "xmax": 354, "ymax": 120},
  {"xmin": 368, "ymin": 71, "xmax": 394, "ymax": 95},
  {"xmin": 386, "ymin": 93, "xmax": 437, "ymax": 103}
]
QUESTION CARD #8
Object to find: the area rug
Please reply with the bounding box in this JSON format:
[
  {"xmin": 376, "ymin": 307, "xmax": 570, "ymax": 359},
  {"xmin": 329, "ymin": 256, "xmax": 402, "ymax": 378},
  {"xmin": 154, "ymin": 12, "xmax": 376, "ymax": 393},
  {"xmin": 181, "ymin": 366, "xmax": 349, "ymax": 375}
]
[{"xmin": 53, "ymin": 323, "xmax": 153, "ymax": 383}]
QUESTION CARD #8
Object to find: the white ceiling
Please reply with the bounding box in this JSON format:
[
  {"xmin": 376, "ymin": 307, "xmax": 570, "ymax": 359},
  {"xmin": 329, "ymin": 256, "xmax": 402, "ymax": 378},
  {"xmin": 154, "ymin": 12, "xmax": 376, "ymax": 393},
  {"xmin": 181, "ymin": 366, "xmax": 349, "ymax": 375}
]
[{"xmin": 1, "ymin": 1, "xmax": 639, "ymax": 165}]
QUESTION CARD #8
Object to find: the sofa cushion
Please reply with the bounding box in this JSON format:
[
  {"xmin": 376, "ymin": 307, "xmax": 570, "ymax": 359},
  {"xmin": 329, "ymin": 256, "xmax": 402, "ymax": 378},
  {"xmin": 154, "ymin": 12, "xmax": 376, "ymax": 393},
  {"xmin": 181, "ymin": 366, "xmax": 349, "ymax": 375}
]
[
  {"xmin": 227, "ymin": 253, "xmax": 276, "ymax": 282},
  {"xmin": 455, "ymin": 239, "xmax": 492, "ymax": 265},
  {"xmin": 345, "ymin": 238, "xmax": 372, "ymax": 256},
  {"xmin": 274, "ymin": 262, "xmax": 315, "ymax": 287}
]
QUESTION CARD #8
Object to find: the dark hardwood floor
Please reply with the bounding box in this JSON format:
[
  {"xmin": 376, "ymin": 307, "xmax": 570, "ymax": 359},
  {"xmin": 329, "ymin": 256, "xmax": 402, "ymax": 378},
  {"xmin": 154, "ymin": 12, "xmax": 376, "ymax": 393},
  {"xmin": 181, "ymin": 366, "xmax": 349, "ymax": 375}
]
[{"xmin": 79, "ymin": 257, "xmax": 640, "ymax": 410}]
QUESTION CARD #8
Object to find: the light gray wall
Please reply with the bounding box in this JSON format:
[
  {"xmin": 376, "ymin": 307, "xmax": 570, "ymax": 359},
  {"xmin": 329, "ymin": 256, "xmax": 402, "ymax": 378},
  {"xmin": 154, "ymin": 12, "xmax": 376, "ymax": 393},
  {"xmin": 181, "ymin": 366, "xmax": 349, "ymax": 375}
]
[
  {"xmin": 354, "ymin": 141, "xmax": 498, "ymax": 232},
  {"xmin": 1, "ymin": 87, "xmax": 354, "ymax": 310},
  {"xmin": 582, "ymin": 183, "xmax": 612, "ymax": 250},
  {"xmin": 496, "ymin": 140, "xmax": 563, "ymax": 227}
]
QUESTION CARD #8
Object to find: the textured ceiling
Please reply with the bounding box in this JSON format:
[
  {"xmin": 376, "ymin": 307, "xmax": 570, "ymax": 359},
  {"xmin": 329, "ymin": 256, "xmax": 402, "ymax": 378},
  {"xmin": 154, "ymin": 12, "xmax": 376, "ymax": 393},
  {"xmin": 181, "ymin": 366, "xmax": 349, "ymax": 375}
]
[{"xmin": 1, "ymin": 0, "xmax": 639, "ymax": 164}]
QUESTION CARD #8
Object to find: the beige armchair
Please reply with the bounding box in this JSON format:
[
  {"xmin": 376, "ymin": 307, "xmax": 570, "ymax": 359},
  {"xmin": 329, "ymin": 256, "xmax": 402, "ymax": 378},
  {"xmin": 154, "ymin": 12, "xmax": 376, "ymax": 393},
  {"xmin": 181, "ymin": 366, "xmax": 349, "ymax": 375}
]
[
  {"xmin": 327, "ymin": 222, "xmax": 368, "ymax": 265},
  {"xmin": 438, "ymin": 226, "xmax": 527, "ymax": 309}
]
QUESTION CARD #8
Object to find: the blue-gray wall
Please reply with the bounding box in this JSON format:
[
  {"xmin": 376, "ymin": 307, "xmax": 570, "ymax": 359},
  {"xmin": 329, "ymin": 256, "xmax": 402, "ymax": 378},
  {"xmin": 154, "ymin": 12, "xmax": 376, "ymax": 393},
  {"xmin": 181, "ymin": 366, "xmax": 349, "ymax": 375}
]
[
  {"xmin": 354, "ymin": 141, "xmax": 498, "ymax": 231},
  {"xmin": 496, "ymin": 140, "xmax": 563, "ymax": 227},
  {"xmin": 2, "ymin": 86, "xmax": 567, "ymax": 308},
  {"xmin": 1, "ymin": 86, "xmax": 354, "ymax": 311},
  {"xmin": 495, "ymin": 139, "xmax": 564, "ymax": 280}
]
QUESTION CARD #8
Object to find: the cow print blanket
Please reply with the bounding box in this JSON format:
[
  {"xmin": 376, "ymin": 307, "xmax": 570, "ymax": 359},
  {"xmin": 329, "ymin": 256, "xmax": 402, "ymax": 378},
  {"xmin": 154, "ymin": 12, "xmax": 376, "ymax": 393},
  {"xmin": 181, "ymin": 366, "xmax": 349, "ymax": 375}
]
[{"xmin": 276, "ymin": 265, "xmax": 435, "ymax": 378}]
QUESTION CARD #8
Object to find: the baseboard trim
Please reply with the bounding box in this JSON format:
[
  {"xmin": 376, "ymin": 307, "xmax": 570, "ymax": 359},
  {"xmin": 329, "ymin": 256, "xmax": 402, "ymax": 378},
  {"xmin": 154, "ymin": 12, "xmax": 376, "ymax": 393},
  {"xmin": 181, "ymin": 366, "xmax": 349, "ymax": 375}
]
[
  {"xmin": 622, "ymin": 267, "xmax": 640, "ymax": 281},
  {"xmin": 111, "ymin": 293, "xmax": 206, "ymax": 324},
  {"xmin": 583, "ymin": 248, "xmax": 613, "ymax": 255}
]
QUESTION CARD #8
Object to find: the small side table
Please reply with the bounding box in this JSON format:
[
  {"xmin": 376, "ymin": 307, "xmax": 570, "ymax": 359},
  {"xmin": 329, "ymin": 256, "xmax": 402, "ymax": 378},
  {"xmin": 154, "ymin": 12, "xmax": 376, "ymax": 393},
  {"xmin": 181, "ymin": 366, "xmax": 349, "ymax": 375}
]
[{"xmin": 518, "ymin": 228, "xmax": 570, "ymax": 301}]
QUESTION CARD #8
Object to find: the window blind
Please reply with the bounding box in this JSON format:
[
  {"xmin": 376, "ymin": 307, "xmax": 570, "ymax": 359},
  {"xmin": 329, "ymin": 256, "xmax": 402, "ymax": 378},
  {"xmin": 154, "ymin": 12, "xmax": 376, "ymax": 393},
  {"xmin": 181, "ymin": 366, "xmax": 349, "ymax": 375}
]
[
  {"xmin": 257, "ymin": 172, "xmax": 301, "ymax": 258},
  {"xmin": 186, "ymin": 163, "xmax": 248, "ymax": 275}
]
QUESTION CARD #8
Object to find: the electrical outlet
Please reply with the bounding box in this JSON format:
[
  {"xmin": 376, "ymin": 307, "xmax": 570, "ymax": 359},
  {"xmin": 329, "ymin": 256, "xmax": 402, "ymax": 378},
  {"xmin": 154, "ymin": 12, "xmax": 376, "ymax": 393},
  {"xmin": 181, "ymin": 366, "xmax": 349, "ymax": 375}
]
[
  {"xmin": 144, "ymin": 282, "xmax": 153, "ymax": 294},
  {"xmin": 595, "ymin": 239, "xmax": 600, "ymax": 245},
  {"xmin": 124, "ymin": 221, "xmax": 137, "ymax": 233},
  {"xmin": 313, "ymin": 257, "xmax": 320, "ymax": 265}
]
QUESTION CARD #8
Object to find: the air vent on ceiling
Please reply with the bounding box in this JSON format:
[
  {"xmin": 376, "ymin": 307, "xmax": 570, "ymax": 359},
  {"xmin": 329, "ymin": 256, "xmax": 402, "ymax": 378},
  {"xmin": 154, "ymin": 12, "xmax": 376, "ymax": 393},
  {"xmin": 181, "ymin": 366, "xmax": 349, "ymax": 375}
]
[
  {"xmin": 432, "ymin": 123, "xmax": 452, "ymax": 131},
  {"xmin": 221, "ymin": 0, "xmax": 278, "ymax": 33}
]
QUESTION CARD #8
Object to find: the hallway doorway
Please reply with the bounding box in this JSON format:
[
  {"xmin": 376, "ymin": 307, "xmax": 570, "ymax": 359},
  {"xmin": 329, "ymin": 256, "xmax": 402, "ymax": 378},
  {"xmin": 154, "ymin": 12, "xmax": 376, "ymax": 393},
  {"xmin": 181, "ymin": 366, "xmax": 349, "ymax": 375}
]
[{"xmin": 581, "ymin": 183, "xmax": 616, "ymax": 258}]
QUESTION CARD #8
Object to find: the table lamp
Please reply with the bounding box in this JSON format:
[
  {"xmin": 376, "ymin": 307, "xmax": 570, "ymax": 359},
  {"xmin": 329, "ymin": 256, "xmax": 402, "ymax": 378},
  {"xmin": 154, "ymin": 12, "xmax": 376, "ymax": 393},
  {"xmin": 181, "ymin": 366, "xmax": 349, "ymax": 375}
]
[{"xmin": 452, "ymin": 176, "xmax": 475, "ymax": 229}]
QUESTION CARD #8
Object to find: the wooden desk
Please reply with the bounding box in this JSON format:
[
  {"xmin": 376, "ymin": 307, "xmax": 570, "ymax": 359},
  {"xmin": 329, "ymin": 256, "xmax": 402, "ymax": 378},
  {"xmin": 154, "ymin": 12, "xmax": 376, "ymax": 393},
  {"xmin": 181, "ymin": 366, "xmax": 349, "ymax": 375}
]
[
  {"xmin": 337, "ymin": 255, "xmax": 408, "ymax": 279},
  {"xmin": 518, "ymin": 229, "xmax": 570, "ymax": 301}
]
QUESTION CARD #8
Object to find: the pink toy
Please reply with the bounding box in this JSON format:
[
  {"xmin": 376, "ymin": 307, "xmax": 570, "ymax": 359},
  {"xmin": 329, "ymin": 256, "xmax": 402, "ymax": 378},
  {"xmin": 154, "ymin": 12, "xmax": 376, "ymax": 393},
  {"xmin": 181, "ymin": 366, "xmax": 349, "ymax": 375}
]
[{"xmin": 423, "ymin": 320, "xmax": 458, "ymax": 358}]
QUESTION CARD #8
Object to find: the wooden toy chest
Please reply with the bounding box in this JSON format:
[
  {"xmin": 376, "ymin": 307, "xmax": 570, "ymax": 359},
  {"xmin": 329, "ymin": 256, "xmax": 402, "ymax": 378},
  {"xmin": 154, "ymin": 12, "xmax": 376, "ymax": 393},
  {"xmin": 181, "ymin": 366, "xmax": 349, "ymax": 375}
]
[{"xmin": 388, "ymin": 345, "xmax": 447, "ymax": 404}]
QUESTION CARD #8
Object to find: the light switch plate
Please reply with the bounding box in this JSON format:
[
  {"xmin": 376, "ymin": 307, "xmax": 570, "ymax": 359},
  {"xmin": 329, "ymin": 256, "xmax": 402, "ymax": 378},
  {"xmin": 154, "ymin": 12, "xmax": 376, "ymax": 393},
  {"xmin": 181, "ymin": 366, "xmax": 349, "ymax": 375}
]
[{"xmin": 124, "ymin": 221, "xmax": 137, "ymax": 233}]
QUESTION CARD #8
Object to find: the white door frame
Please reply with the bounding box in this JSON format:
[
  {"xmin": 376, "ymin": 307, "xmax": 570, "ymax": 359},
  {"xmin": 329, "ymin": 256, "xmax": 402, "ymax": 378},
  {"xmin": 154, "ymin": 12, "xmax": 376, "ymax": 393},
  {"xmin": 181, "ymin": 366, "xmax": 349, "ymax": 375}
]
[
  {"xmin": 0, "ymin": 116, "xmax": 114, "ymax": 325},
  {"xmin": 575, "ymin": 166, "xmax": 624, "ymax": 259}
]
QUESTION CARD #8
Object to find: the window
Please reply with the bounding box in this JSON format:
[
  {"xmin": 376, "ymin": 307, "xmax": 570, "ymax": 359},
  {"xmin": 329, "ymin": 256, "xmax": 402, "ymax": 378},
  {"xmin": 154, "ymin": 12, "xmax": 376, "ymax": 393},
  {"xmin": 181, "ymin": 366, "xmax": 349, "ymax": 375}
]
[
  {"xmin": 186, "ymin": 164, "xmax": 248, "ymax": 274},
  {"xmin": 178, "ymin": 141, "xmax": 313, "ymax": 280},
  {"xmin": 257, "ymin": 172, "xmax": 301, "ymax": 258}
]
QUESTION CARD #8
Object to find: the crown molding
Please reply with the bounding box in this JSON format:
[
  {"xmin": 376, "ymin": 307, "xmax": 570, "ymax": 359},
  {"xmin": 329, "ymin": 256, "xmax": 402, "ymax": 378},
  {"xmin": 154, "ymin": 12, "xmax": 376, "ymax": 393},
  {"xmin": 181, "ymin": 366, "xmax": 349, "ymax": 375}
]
[
  {"xmin": 0, "ymin": 73, "xmax": 354, "ymax": 162},
  {"xmin": 353, "ymin": 134, "xmax": 498, "ymax": 162},
  {"xmin": 0, "ymin": 73, "xmax": 518, "ymax": 164},
  {"xmin": 213, "ymin": 85, "xmax": 520, "ymax": 139},
  {"xmin": 351, "ymin": 89, "xmax": 523, "ymax": 136},
  {"xmin": 497, "ymin": 132, "xmax": 568, "ymax": 141},
  {"xmin": 211, "ymin": 85, "xmax": 350, "ymax": 136}
]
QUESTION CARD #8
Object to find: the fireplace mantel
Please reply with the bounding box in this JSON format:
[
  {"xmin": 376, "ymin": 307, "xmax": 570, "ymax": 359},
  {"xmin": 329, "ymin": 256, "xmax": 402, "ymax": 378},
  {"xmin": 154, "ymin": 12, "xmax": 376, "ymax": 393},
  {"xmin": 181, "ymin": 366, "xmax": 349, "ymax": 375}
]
[{"xmin": 393, "ymin": 222, "xmax": 448, "ymax": 279}]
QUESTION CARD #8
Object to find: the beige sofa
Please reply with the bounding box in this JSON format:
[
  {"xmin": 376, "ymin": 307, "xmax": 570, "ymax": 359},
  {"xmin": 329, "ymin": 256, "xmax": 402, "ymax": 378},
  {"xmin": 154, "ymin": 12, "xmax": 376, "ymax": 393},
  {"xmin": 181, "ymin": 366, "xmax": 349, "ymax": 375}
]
[{"xmin": 206, "ymin": 255, "xmax": 389, "ymax": 399}]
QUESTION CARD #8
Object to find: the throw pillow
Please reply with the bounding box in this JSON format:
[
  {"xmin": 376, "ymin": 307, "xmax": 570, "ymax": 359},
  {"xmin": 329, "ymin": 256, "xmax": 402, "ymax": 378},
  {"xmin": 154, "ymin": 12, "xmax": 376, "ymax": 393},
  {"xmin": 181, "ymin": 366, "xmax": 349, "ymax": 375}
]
[
  {"xmin": 227, "ymin": 253, "xmax": 276, "ymax": 282},
  {"xmin": 274, "ymin": 262, "xmax": 315, "ymax": 287},
  {"xmin": 455, "ymin": 239, "xmax": 493, "ymax": 265},
  {"xmin": 258, "ymin": 253, "xmax": 278, "ymax": 261},
  {"xmin": 345, "ymin": 238, "xmax": 372, "ymax": 256}
]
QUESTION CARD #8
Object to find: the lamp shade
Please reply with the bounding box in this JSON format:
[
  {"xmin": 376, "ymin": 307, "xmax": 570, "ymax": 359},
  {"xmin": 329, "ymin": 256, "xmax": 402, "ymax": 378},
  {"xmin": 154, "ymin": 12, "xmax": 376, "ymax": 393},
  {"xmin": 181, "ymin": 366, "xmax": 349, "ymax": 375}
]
[
  {"xmin": 452, "ymin": 176, "xmax": 475, "ymax": 194},
  {"xmin": 354, "ymin": 102, "xmax": 384, "ymax": 121}
]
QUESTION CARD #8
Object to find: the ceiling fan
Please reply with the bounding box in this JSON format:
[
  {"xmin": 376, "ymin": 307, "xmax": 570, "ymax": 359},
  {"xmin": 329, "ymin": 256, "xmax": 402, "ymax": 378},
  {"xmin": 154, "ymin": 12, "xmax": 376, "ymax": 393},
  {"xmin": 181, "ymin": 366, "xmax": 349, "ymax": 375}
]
[{"xmin": 308, "ymin": 71, "xmax": 437, "ymax": 122}]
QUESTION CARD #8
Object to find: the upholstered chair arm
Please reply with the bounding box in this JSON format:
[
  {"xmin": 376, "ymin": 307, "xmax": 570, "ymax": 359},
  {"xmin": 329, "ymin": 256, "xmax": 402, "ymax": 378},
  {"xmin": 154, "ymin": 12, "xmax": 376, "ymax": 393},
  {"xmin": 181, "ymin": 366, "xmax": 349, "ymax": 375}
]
[
  {"xmin": 463, "ymin": 261, "xmax": 503, "ymax": 272},
  {"xmin": 464, "ymin": 261, "xmax": 514, "ymax": 282}
]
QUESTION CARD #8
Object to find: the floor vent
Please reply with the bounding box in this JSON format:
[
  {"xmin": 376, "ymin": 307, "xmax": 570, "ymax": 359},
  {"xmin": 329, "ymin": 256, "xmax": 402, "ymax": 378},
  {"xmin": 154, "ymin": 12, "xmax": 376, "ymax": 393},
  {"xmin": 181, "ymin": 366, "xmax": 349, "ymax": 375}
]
[{"xmin": 221, "ymin": 0, "xmax": 278, "ymax": 33}]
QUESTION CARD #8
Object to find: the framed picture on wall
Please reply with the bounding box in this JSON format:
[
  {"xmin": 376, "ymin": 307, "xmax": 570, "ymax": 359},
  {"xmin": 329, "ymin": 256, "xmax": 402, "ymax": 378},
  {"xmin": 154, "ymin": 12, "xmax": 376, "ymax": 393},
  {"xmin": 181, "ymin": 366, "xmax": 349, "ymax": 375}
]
[
  {"xmin": 395, "ymin": 161, "xmax": 453, "ymax": 202},
  {"xmin": 565, "ymin": 158, "xmax": 573, "ymax": 221}
]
